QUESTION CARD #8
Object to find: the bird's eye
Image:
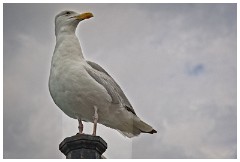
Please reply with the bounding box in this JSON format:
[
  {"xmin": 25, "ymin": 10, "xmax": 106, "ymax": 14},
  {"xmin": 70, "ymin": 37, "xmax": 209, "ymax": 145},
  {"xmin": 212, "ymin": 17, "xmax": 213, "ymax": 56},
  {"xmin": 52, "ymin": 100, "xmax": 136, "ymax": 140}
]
[{"xmin": 66, "ymin": 12, "xmax": 71, "ymax": 15}]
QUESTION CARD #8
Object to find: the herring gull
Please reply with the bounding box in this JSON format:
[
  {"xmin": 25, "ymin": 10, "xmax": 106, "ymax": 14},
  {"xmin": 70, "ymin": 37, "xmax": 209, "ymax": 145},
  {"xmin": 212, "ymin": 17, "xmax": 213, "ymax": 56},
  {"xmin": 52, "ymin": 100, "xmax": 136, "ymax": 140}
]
[{"xmin": 49, "ymin": 10, "xmax": 157, "ymax": 137}]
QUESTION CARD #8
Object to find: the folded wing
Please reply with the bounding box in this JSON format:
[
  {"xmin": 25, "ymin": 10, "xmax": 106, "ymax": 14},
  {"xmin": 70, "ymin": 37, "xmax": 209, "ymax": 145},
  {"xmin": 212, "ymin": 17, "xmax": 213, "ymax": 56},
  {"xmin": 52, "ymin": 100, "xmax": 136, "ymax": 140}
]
[{"xmin": 86, "ymin": 61, "xmax": 136, "ymax": 115}]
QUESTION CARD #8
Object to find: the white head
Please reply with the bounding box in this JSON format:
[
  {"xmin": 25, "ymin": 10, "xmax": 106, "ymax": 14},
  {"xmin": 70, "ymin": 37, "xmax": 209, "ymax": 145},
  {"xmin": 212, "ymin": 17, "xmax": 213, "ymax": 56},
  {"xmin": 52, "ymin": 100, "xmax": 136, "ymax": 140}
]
[{"xmin": 55, "ymin": 10, "xmax": 94, "ymax": 36}]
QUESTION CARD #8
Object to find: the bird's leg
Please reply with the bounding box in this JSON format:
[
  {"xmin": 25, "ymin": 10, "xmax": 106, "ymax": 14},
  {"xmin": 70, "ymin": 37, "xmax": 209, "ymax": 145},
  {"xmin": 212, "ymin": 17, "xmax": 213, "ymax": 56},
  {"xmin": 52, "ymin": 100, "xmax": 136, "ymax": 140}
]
[
  {"xmin": 78, "ymin": 118, "xmax": 84, "ymax": 134},
  {"xmin": 92, "ymin": 106, "xmax": 98, "ymax": 136}
]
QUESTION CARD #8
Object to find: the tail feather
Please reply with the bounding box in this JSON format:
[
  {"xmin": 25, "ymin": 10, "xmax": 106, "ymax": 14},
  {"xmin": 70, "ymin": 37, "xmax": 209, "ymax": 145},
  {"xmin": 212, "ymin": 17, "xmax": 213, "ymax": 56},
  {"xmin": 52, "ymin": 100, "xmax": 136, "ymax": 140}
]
[
  {"xmin": 134, "ymin": 118, "xmax": 157, "ymax": 134},
  {"xmin": 117, "ymin": 130, "xmax": 139, "ymax": 138},
  {"xmin": 117, "ymin": 117, "xmax": 157, "ymax": 138},
  {"xmin": 140, "ymin": 128, "xmax": 157, "ymax": 134}
]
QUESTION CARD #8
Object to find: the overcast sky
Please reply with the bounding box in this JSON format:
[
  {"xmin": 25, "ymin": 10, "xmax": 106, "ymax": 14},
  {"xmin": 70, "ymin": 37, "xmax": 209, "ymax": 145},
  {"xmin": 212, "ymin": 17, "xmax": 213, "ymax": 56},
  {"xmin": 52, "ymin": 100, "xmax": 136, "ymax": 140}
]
[{"xmin": 3, "ymin": 3, "xmax": 237, "ymax": 159}]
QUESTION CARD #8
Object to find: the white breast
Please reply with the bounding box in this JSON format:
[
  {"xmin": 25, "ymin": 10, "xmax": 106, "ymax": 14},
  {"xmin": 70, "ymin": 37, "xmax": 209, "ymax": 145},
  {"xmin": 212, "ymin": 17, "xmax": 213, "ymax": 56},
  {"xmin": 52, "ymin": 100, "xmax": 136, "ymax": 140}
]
[{"xmin": 49, "ymin": 35, "xmax": 111, "ymax": 121}]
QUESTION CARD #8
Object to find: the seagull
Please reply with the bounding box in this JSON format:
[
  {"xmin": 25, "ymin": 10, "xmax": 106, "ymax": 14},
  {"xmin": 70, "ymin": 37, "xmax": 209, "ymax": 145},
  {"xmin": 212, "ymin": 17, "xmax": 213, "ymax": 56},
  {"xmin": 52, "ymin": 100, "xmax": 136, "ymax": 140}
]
[{"xmin": 49, "ymin": 10, "xmax": 157, "ymax": 137}]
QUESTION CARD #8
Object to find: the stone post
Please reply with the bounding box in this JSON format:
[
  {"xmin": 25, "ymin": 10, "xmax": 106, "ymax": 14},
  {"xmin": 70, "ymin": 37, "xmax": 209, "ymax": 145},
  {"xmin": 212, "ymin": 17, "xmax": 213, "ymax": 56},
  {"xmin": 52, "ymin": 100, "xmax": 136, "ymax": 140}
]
[{"xmin": 59, "ymin": 134, "xmax": 107, "ymax": 159}]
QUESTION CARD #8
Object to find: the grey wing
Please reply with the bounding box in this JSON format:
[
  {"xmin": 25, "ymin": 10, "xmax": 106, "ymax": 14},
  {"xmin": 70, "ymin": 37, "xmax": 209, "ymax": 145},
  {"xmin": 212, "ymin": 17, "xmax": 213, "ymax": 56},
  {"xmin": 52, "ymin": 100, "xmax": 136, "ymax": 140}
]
[{"xmin": 86, "ymin": 61, "xmax": 136, "ymax": 115}]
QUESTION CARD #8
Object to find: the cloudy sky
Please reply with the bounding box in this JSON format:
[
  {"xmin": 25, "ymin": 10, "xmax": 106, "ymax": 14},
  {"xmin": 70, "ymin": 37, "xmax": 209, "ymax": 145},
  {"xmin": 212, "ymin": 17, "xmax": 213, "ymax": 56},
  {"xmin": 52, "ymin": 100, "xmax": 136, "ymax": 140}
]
[{"xmin": 3, "ymin": 3, "xmax": 237, "ymax": 159}]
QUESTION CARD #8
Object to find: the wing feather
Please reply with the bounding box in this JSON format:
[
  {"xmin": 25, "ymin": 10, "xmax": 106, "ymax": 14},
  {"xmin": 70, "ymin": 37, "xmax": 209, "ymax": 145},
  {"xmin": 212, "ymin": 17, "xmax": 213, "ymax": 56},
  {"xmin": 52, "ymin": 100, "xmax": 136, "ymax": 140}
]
[{"xmin": 86, "ymin": 61, "xmax": 136, "ymax": 115}]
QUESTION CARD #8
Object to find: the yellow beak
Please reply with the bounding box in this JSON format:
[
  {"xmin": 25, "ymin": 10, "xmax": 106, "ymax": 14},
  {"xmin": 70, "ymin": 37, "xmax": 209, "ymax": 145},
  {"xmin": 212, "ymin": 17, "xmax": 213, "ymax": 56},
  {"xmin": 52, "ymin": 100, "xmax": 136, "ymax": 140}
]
[{"xmin": 74, "ymin": 12, "xmax": 94, "ymax": 20}]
